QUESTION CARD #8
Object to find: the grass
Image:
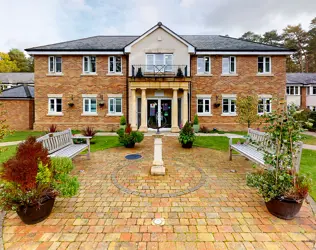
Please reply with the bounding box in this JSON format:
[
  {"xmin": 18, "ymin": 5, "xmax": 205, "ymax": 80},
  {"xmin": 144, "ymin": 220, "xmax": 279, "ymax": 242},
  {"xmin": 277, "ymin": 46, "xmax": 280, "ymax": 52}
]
[
  {"xmin": 89, "ymin": 136, "xmax": 122, "ymax": 152},
  {"xmin": 301, "ymin": 134, "xmax": 316, "ymax": 145},
  {"xmin": 194, "ymin": 136, "xmax": 245, "ymax": 151},
  {"xmin": 300, "ymin": 149, "xmax": 316, "ymax": 201},
  {"xmin": 0, "ymin": 146, "xmax": 17, "ymax": 163},
  {"xmin": 1, "ymin": 131, "xmax": 44, "ymax": 142}
]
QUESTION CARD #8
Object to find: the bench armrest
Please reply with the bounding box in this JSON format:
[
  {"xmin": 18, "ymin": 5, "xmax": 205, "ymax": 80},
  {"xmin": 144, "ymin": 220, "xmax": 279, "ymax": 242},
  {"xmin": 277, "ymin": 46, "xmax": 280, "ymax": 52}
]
[{"xmin": 72, "ymin": 136, "xmax": 92, "ymax": 139}]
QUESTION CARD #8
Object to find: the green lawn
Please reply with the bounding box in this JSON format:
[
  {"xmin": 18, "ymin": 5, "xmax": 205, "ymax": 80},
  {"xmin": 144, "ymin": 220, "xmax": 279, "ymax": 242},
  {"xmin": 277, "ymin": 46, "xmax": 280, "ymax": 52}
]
[
  {"xmin": 89, "ymin": 136, "xmax": 122, "ymax": 152},
  {"xmin": 300, "ymin": 149, "xmax": 316, "ymax": 200},
  {"xmin": 0, "ymin": 146, "xmax": 17, "ymax": 163},
  {"xmin": 1, "ymin": 131, "xmax": 44, "ymax": 142},
  {"xmin": 194, "ymin": 136, "xmax": 245, "ymax": 151},
  {"xmin": 301, "ymin": 134, "xmax": 316, "ymax": 145}
]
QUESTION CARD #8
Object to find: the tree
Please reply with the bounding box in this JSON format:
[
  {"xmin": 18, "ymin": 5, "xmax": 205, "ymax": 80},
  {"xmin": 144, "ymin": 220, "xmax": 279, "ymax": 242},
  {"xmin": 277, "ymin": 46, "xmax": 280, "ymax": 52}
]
[
  {"xmin": 236, "ymin": 95, "xmax": 260, "ymax": 128},
  {"xmin": 0, "ymin": 53, "xmax": 19, "ymax": 72},
  {"xmin": 8, "ymin": 49, "xmax": 30, "ymax": 72},
  {"xmin": 240, "ymin": 31, "xmax": 262, "ymax": 43},
  {"xmin": 307, "ymin": 18, "xmax": 316, "ymax": 72},
  {"xmin": 27, "ymin": 56, "xmax": 34, "ymax": 72},
  {"xmin": 261, "ymin": 30, "xmax": 282, "ymax": 46}
]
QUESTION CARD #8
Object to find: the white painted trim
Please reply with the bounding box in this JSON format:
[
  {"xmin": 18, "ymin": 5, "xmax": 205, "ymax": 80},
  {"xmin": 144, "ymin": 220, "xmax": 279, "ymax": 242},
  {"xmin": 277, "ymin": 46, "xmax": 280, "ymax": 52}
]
[
  {"xmin": 47, "ymin": 113, "xmax": 64, "ymax": 116},
  {"xmin": 221, "ymin": 74, "xmax": 239, "ymax": 77},
  {"xmin": 197, "ymin": 113, "xmax": 213, "ymax": 117},
  {"xmin": 108, "ymin": 56, "xmax": 122, "ymax": 74},
  {"xmin": 222, "ymin": 94, "xmax": 237, "ymax": 98},
  {"xmin": 107, "ymin": 113, "xmax": 123, "ymax": 117},
  {"xmin": 258, "ymin": 56, "xmax": 272, "ymax": 74},
  {"xmin": 222, "ymin": 96, "xmax": 237, "ymax": 115},
  {"xmin": 196, "ymin": 94, "xmax": 212, "ymax": 98},
  {"xmin": 27, "ymin": 51, "xmax": 124, "ymax": 55},
  {"xmin": 82, "ymin": 56, "xmax": 97, "ymax": 74},
  {"xmin": 81, "ymin": 113, "xmax": 98, "ymax": 116},
  {"xmin": 46, "ymin": 73, "xmax": 64, "ymax": 77},
  {"xmin": 196, "ymin": 51, "xmax": 294, "ymax": 55},
  {"xmin": 258, "ymin": 94, "xmax": 272, "ymax": 98},
  {"xmin": 124, "ymin": 24, "xmax": 195, "ymax": 53},
  {"xmin": 107, "ymin": 94, "xmax": 123, "ymax": 98},
  {"xmin": 197, "ymin": 56, "xmax": 211, "ymax": 74},
  {"xmin": 48, "ymin": 94, "xmax": 63, "ymax": 97},
  {"xmin": 82, "ymin": 94, "xmax": 97, "ymax": 97}
]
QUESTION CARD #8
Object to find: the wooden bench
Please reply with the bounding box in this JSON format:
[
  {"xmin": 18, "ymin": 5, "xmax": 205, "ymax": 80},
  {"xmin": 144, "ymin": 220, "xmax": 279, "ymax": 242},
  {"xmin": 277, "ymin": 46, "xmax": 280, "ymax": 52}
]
[
  {"xmin": 37, "ymin": 129, "xmax": 91, "ymax": 159},
  {"xmin": 229, "ymin": 128, "xmax": 303, "ymax": 171}
]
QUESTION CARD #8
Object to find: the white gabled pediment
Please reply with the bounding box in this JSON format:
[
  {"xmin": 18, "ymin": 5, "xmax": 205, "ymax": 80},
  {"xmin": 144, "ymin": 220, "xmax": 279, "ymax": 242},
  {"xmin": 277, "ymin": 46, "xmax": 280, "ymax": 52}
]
[{"xmin": 124, "ymin": 22, "xmax": 195, "ymax": 54}]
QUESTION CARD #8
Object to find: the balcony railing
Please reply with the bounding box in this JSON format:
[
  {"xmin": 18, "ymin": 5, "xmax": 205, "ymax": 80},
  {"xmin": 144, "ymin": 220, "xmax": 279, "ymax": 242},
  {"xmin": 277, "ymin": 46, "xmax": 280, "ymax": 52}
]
[{"xmin": 132, "ymin": 65, "xmax": 188, "ymax": 77}]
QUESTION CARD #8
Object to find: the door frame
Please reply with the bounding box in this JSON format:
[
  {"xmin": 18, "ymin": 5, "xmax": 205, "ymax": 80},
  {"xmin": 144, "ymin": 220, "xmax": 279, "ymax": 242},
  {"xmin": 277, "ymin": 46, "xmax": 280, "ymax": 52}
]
[{"xmin": 147, "ymin": 97, "xmax": 172, "ymax": 131}]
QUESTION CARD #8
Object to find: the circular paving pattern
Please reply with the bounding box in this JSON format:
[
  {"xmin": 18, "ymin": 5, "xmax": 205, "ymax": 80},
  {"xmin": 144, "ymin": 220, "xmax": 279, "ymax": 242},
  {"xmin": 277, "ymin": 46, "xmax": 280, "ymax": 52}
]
[
  {"xmin": 125, "ymin": 154, "xmax": 142, "ymax": 160},
  {"xmin": 111, "ymin": 163, "xmax": 206, "ymax": 198}
]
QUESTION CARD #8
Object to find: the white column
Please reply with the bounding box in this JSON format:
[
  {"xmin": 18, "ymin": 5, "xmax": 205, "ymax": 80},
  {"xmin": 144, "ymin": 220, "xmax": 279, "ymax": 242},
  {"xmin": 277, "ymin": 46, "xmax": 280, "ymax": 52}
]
[
  {"xmin": 171, "ymin": 88, "xmax": 180, "ymax": 132},
  {"xmin": 131, "ymin": 88, "xmax": 137, "ymax": 130},
  {"xmin": 182, "ymin": 89, "xmax": 188, "ymax": 125},
  {"xmin": 151, "ymin": 134, "xmax": 165, "ymax": 175},
  {"xmin": 139, "ymin": 88, "xmax": 148, "ymax": 132}
]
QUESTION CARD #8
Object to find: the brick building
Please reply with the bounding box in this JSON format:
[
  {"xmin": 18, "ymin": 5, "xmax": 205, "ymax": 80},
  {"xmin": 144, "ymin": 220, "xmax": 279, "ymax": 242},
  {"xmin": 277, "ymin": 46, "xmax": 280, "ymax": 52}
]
[{"xmin": 25, "ymin": 22, "xmax": 293, "ymax": 132}]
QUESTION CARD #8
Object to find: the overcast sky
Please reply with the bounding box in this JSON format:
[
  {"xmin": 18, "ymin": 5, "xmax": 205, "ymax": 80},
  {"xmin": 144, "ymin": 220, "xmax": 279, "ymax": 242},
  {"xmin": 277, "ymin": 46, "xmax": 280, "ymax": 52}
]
[{"xmin": 1, "ymin": 0, "xmax": 315, "ymax": 53}]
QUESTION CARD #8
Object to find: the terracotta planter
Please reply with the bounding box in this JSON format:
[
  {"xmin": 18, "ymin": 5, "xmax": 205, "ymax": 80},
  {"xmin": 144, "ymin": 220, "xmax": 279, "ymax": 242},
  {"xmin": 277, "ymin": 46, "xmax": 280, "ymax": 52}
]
[
  {"xmin": 125, "ymin": 142, "xmax": 135, "ymax": 148},
  {"xmin": 182, "ymin": 141, "xmax": 193, "ymax": 148},
  {"xmin": 17, "ymin": 197, "xmax": 55, "ymax": 225},
  {"xmin": 265, "ymin": 197, "xmax": 304, "ymax": 220}
]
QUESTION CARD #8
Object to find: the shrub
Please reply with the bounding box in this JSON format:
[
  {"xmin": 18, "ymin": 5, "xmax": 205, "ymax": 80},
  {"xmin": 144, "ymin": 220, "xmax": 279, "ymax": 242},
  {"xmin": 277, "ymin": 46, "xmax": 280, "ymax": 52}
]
[
  {"xmin": 136, "ymin": 67, "xmax": 143, "ymax": 77},
  {"xmin": 120, "ymin": 116, "xmax": 126, "ymax": 126},
  {"xmin": 176, "ymin": 68, "xmax": 184, "ymax": 77},
  {"xmin": 178, "ymin": 122, "xmax": 195, "ymax": 145},
  {"xmin": 293, "ymin": 109, "xmax": 313, "ymax": 128},
  {"xmin": 116, "ymin": 125, "xmax": 144, "ymax": 147},
  {"xmin": 48, "ymin": 124, "xmax": 57, "ymax": 133},
  {"xmin": 199, "ymin": 126, "xmax": 210, "ymax": 133},
  {"xmin": 193, "ymin": 114, "xmax": 199, "ymax": 125},
  {"xmin": 82, "ymin": 126, "xmax": 96, "ymax": 138},
  {"xmin": 51, "ymin": 157, "xmax": 74, "ymax": 175}
]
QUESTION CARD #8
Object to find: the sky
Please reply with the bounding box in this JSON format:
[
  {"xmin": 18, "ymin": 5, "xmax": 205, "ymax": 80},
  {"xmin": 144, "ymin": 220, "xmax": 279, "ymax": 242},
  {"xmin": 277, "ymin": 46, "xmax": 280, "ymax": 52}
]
[{"xmin": 0, "ymin": 0, "xmax": 315, "ymax": 53}]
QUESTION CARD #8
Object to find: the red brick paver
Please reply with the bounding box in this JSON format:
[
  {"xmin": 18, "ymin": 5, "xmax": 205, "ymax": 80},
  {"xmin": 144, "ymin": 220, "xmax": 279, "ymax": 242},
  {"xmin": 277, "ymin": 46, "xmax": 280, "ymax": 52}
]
[{"xmin": 2, "ymin": 137, "xmax": 316, "ymax": 249}]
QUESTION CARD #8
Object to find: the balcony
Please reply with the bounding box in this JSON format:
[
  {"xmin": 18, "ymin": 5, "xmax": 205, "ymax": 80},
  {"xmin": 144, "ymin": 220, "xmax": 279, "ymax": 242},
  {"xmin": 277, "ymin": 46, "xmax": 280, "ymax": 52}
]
[{"xmin": 131, "ymin": 65, "xmax": 188, "ymax": 78}]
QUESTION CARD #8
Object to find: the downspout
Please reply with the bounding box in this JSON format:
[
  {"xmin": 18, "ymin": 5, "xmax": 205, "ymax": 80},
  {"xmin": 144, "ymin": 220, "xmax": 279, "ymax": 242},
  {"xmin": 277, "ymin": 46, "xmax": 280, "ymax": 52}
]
[{"xmin": 126, "ymin": 53, "xmax": 129, "ymax": 123}]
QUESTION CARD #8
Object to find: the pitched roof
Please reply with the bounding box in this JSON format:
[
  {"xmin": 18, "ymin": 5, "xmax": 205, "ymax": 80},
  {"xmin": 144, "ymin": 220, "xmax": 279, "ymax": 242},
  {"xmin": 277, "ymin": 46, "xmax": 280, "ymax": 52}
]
[
  {"xmin": 0, "ymin": 85, "xmax": 34, "ymax": 99},
  {"xmin": 0, "ymin": 73, "xmax": 34, "ymax": 84},
  {"xmin": 286, "ymin": 73, "xmax": 316, "ymax": 85}
]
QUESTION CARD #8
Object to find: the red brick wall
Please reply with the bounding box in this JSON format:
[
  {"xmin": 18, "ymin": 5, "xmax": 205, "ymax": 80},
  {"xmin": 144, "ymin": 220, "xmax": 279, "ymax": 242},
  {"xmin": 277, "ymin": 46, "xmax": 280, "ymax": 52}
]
[
  {"xmin": 33, "ymin": 55, "xmax": 127, "ymax": 131},
  {"xmin": 190, "ymin": 55, "xmax": 287, "ymax": 131},
  {"xmin": 0, "ymin": 99, "xmax": 34, "ymax": 130},
  {"xmin": 301, "ymin": 87, "xmax": 307, "ymax": 108}
]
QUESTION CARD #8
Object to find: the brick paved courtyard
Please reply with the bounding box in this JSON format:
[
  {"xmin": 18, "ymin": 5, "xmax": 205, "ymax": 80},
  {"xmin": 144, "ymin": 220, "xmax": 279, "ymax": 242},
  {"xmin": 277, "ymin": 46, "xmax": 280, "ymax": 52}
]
[{"xmin": 2, "ymin": 137, "xmax": 316, "ymax": 249}]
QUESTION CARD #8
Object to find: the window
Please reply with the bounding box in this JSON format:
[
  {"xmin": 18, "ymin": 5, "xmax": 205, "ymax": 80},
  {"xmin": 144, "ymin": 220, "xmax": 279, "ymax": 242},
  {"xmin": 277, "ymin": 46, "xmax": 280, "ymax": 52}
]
[
  {"xmin": 258, "ymin": 98, "xmax": 271, "ymax": 114},
  {"xmin": 197, "ymin": 98, "xmax": 211, "ymax": 115},
  {"xmin": 83, "ymin": 98, "xmax": 97, "ymax": 113},
  {"xmin": 109, "ymin": 56, "xmax": 122, "ymax": 73},
  {"xmin": 222, "ymin": 56, "xmax": 236, "ymax": 74},
  {"xmin": 311, "ymin": 86, "xmax": 316, "ymax": 95},
  {"xmin": 222, "ymin": 98, "xmax": 236, "ymax": 114},
  {"xmin": 286, "ymin": 86, "xmax": 300, "ymax": 95},
  {"xmin": 197, "ymin": 56, "xmax": 211, "ymax": 74},
  {"xmin": 146, "ymin": 54, "xmax": 173, "ymax": 72},
  {"xmin": 309, "ymin": 106, "xmax": 316, "ymax": 111},
  {"xmin": 48, "ymin": 56, "xmax": 62, "ymax": 73},
  {"xmin": 48, "ymin": 98, "xmax": 62, "ymax": 113},
  {"xmin": 258, "ymin": 56, "xmax": 271, "ymax": 73},
  {"xmin": 108, "ymin": 98, "xmax": 122, "ymax": 114},
  {"xmin": 83, "ymin": 56, "xmax": 96, "ymax": 73}
]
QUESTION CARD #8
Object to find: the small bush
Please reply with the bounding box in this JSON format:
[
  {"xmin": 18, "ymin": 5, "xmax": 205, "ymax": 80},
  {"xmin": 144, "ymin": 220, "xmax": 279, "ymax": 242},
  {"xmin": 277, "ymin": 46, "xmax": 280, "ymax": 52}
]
[
  {"xmin": 120, "ymin": 116, "xmax": 126, "ymax": 126},
  {"xmin": 82, "ymin": 126, "xmax": 96, "ymax": 137},
  {"xmin": 178, "ymin": 122, "xmax": 195, "ymax": 145},
  {"xmin": 116, "ymin": 125, "xmax": 144, "ymax": 147},
  {"xmin": 193, "ymin": 114, "xmax": 199, "ymax": 125},
  {"xmin": 48, "ymin": 124, "xmax": 57, "ymax": 133},
  {"xmin": 51, "ymin": 157, "xmax": 74, "ymax": 175}
]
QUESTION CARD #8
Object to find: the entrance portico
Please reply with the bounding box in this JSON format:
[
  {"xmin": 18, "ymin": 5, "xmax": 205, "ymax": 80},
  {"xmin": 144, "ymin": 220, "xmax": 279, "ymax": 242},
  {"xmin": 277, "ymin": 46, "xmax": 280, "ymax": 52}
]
[{"xmin": 129, "ymin": 80, "xmax": 190, "ymax": 132}]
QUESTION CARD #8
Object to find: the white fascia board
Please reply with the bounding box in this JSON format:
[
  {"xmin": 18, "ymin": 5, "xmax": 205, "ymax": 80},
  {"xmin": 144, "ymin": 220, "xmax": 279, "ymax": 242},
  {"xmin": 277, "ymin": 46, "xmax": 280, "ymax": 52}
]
[
  {"xmin": 196, "ymin": 51, "xmax": 294, "ymax": 55},
  {"xmin": 27, "ymin": 51, "xmax": 124, "ymax": 55}
]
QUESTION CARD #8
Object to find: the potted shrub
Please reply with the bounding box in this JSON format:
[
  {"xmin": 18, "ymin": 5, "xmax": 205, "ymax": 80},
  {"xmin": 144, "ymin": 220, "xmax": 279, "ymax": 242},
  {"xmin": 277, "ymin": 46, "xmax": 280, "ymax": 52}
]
[
  {"xmin": 176, "ymin": 67, "xmax": 184, "ymax": 77},
  {"xmin": 98, "ymin": 100, "xmax": 105, "ymax": 107},
  {"xmin": 81, "ymin": 126, "xmax": 97, "ymax": 144},
  {"xmin": 117, "ymin": 124, "xmax": 144, "ymax": 148},
  {"xmin": 136, "ymin": 68, "xmax": 143, "ymax": 77},
  {"xmin": 193, "ymin": 114, "xmax": 200, "ymax": 132},
  {"xmin": 0, "ymin": 137, "xmax": 79, "ymax": 224},
  {"xmin": 246, "ymin": 104, "xmax": 312, "ymax": 220},
  {"xmin": 120, "ymin": 116, "xmax": 127, "ymax": 130},
  {"xmin": 178, "ymin": 121, "xmax": 196, "ymax": 148},
  {"xmin": 48, "ymin": 124, "xmax": 57, "ymax": 136}
]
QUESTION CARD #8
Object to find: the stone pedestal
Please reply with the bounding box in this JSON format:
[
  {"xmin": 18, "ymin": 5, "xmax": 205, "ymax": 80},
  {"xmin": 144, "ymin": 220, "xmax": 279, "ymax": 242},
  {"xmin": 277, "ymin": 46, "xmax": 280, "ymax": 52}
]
[{"xmin": 151, "ymin": 134, "xmax": 165, "ymax": 176}]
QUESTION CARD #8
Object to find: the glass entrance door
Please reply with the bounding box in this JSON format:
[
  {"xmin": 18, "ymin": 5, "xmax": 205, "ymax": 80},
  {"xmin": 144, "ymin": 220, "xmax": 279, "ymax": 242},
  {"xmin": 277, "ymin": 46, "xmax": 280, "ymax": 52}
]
[{"xmin": 147, "ymin": 99, "xmax": 172, "ymax": 128}]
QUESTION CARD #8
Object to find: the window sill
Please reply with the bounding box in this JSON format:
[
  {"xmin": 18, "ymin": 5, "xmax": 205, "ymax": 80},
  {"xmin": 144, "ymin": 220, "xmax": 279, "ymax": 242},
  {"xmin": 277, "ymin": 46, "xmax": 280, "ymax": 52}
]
[
  {"xmin": 197, "ymin": 113, "xmax": 212, "ymax": 117},
  {"xmin": 221, "ymin": 73, "xmax": 238, "ymax": 77},
  {"xmin": 256, "ymin": 73, "xmax": 274, "ymax": 77},
  {"xmin": 81, "ymin": 113, "xmax": 98, "ymax": 116},
  {"xmin": 81, "ymin": 73, "xmax": 98, "ymax": 76},
  {"xmin": 46, "ymin": 73, "xmax": 64, "ymax": 77},
  {"xmin": 107, "ymin": 113, "xmax": 123, "ymax": 116},
  {"xmin": 221, "ymin": 113, "xmax": 237, "ymax": 117},
  {"xmin": 47, "ymin": 113, "xmax": 64, "ymax": 116},
  {"xmin": 258, "ymin": 112, "xmax": 271, "ymax": 116},
  {"xmin": 195, "ymin": 73, "xmax": 213, "ymax": 77},
  {"xmin": 106, "ymin": 73, "xmax": 123, "ymax": 76}
]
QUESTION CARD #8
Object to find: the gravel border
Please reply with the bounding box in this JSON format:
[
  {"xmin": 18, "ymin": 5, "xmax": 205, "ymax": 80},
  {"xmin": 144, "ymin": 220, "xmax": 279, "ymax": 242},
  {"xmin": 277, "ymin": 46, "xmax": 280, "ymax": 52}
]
[
  {"xmin": 112, "ymin": 165, "xmax": 206, "ymax": 198},
  {"xmin": 0, "ymin": 211, "xmax": 5, "ymax": 250}
]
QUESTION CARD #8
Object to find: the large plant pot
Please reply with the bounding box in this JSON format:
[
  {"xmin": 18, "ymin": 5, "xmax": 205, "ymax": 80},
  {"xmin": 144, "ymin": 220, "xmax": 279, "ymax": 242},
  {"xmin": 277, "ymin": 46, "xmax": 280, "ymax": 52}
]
[
  {"xmin": 193, "ymin": 124, "xmax": 200, "ymax": 133},
  {"xmin": 17, "ymin": 197, "xmax": 55, "ymax": 225},
  {"xmin": 265, "ymin": 197, "xmax": 303, "ymax": 220},
  {"xmin": 120, "ymin": 125, "xmax": 126, "ymax": 130},
  {"xmin": 182, "ymin": 141, "xmax": 193, "ymax": 148},
  {"xmin": 125, "ymin": 142, "xmax": 135, "ymax": 148}
]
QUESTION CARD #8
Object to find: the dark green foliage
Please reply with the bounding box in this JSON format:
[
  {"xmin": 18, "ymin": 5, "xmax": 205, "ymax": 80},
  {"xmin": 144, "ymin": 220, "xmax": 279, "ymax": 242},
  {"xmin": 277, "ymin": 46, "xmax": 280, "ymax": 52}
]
[
  {"xmin": 120, "ymin": 116, "xmax": 126, "ymax": 125},
  {"xmin": 178, "ymin": 122, "xmax": 195, "ymax": 145},
  {"xmin": 193, "ymin": 114, "xmax": 199, "ymax": 125},
  {"xmin": 116, "ymin": 127, "xmax": 144, "ymax": 147},
  {"xmin": 293, "ymin": 109, "xmax": 313, "ymax": 129}
]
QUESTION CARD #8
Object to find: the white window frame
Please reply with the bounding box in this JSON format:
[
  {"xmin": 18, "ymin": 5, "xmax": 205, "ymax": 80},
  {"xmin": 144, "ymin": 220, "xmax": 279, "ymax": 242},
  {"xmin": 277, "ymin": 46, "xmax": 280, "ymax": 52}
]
[
  {"xmin": 108, "ymin": 56, "xmax": 122, "ymax": 74},
  {"xmin": 258, "ymin": 56, "xmax": 271, "ymax": 74},
  {"xmin": 145, "ymin": 54, "xmax": 173, "ymax": 72},
  {"xmin": 258, "ymin": 98, "xmax": 272, "ymax": 115},
  {"xmin": 197, "ymin": 96, "xmax": 211, "ymax": 116},
  {"xmin": 197, "ymin": 56, "xmax": 211, "ymax": 74},
  {"xmin": 108, "ymin": 97, "xmax": 122, "ymax": 115},
  {"xmin": 222, "ymin": 97, "xmax": 236, "ymax": 115},
  {"xmin": 286, "ymin": 86, "xmax": 300, "ymax": 96},
  {"xmin": 82, "ymin": 56, "xmax": 96, "ymax": 74},
  {"xmin": 48, "ymin": 97, "xmax": 62, "ymax": 114},
  {"xmin": 311, "ymin": 86, "xmax": 316, "ymax": 95},
  {"xmin": 222, "ymin": 56, "xmax": 236, "ymax": 74},
  {"xmin": 48, "ymin": 56, "xmax": 62, "ymax": 73},
  {"xmin": 83, "ymin": 97, "xmax": 97, "ymax": 114}
]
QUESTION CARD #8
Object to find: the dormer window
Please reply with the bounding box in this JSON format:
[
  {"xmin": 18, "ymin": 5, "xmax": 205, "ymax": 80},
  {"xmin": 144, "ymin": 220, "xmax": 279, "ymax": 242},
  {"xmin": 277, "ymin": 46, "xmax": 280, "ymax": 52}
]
[
  {"xmin": 48, "ymin": 56, "xmax": 62, "ymax": 73},
  {"xmin": 83, "ymin": 56, "xmax": 96, "ymax": 73}
]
